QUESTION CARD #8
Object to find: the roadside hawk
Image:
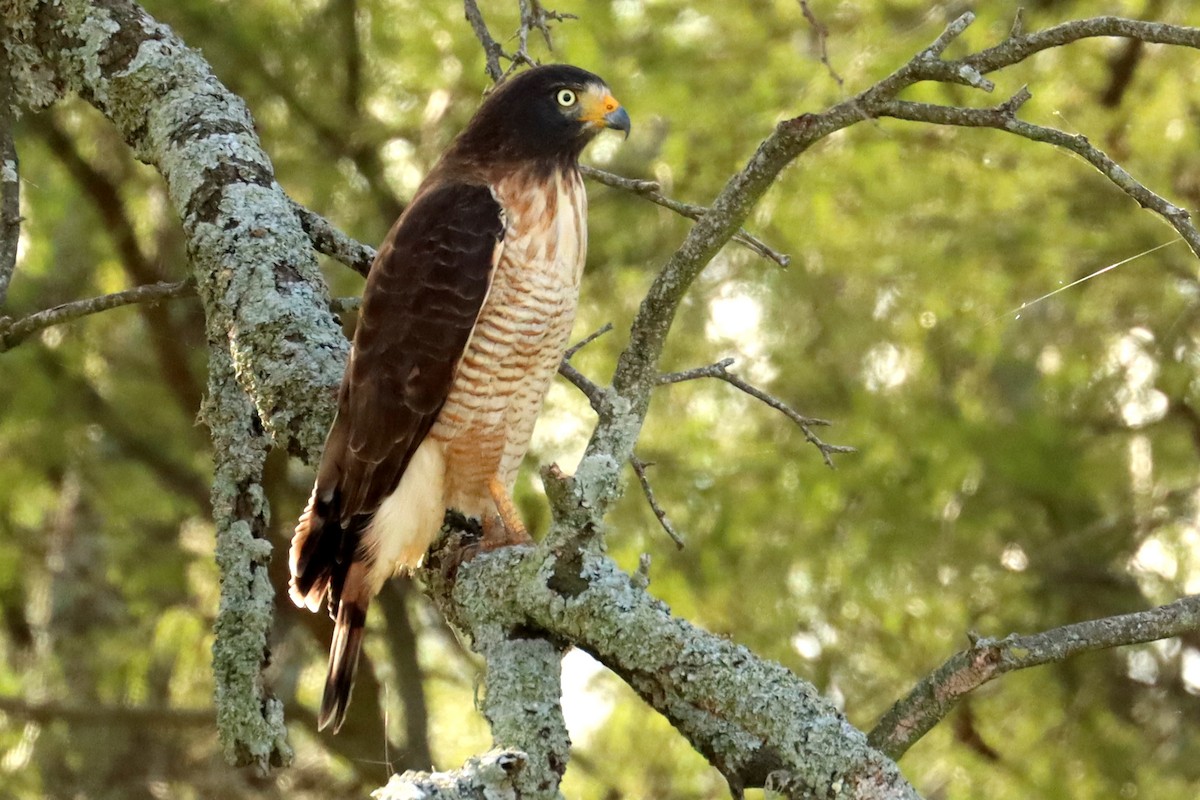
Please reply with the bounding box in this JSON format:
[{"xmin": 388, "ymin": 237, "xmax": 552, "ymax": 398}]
[{"xmin": 289, "ymin": 65, "xmax": 630, "ymax": 732}]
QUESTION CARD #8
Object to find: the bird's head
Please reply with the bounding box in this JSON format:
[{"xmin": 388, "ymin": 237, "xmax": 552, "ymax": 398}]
[{"xmin": 454, "ymin": 64, "xmax": 630, "ymax": 166}]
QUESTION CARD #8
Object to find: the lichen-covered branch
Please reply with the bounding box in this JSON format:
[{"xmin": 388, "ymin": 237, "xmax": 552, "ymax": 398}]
[
  {"xmin": 420, "ymin": 539, "xmax": 920, "ymax": 799},
  {"xmin": 5, "ymin": 0, "xmax": 347, "ymax": 460},
  {"xmin": 0, "ymin": 39, "xmax": 19, "ymax": 309},
  {"xmin": 375, "ymin": 749, "xmax": 529, "ymax": 800},
  {"xmin": 202, "ymin": 342, "xmax": 291, "ymax": 771},
  {"xmin": 0, "ymin": 279, "xmax": 193, "ymax": 351},
  {"xmin": 290, "ymin": 197, "xmax": 375, "ymax": 277},
  {"xmin": 868, "ymin": 594, "xmax": 1200, "ymax": 761}
]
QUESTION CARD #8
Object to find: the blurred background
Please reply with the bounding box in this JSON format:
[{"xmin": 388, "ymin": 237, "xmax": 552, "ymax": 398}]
[{"xmin": 4, "ymin": 0, "xmax": 1200, "ymax": 797}]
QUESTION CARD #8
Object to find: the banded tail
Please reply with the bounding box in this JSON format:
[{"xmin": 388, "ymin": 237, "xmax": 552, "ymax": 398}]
[{"xmin": 289, "ymin": 487, "xmax": 369, "ymax": 733}]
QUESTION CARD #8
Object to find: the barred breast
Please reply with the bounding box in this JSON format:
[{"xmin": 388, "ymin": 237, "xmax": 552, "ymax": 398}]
[{"xmin": 431, "ymin": 165, "xmax": 588, "ymax": 518}]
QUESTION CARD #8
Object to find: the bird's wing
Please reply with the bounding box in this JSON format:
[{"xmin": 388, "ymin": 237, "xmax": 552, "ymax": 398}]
[{"xmin": 290, "ymin": 181, "xmax": 503, "ymax": 605}]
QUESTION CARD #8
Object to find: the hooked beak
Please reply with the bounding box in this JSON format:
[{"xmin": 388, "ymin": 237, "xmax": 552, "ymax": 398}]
[
  {"xmin": 581, "ymin": 89, "xmax": 631, "ymax": 139},
  {"xmin": 603, "ymin": 105, "xmax": 632, "ymax": 139}
]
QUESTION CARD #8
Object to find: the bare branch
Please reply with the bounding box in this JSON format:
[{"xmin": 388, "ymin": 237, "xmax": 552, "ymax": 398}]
[
  {"xmin": 0, "ymin": 696, "xmax": 212, "ymax": 727},
  {"xmin": 869, "ymin": 594, "xmax": 1200, "ymax": 760},
  {"xmin": 0, "ymin": 280, "xmax": 195, "ymax": 352},
  {"xmin": 875, "ymin": 91, "xmax": 1200, "ymax": 257},
  {"xmin": 463, "ymin": 0, "xmax": 506, "ymax": 83},
  {"xmin": 658, "ymin": 358, "xmax": 854, "ymax": 468},
  {"xmin": 581, "ymin": 165, "xmax": 790, "ymax": 268},
  {"xmin": 0, "ymin": 73, "xmax": 16, "ymax": 308},
  {"xmin": 963, "ymin": 16, "xmax": 1200, "ymax": 75},
  {"xmin": 559, "ymin": 323, "xmax": 615, "ymax": 414},
  {"xmin": 563, "ymin": 321, "xmax": 613, "ymax": 360},
  {"xmin": 798, "ymin": 0, "xmax": 845, "ymax": 89},
  {"xmin": 292, "ymin": 199, "xmax": 376, "ymax": 277},
  {"xmin": 630, "ymin": 455, "xmax": 684, "ymax": 549}
]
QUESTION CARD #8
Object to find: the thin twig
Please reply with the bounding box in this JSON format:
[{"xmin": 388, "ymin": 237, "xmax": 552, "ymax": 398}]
[
  {"xmin": 630, "ymin": 455, "xmax": 684, "ymax": 549},
  {"xmin": 563, "ymin": 321, "xmax": 613, "ymax": 360},
  {"xmin": 0, "ymin": 280, "xmax": 196, "ymax": 351},
  {"xmin": 509, "ymin": 0, "xmax": 574, "ymax": 73},
  {"xmin": 292, "ymin": 200, "xmax": 376, "ymax": 277},
  {"xmin": 581, "ymin": 165, "xmax": 790, "ymax": 268},
  {"xmin": 798, "ymin": 0, "xmax": 845, "ymax": 89},
  {"xmin": 868, "ymin": 593, "xmax": 1200, "ymax": 760},
  {"xmin": 658, "ymin": 358, "xmax": 854, "ymax": 468},
  {"xmin": 875, "ymin": 90, "xmax": 1200, "ymax": 257},
  {"xmin": 558, "ymin": 323, "xmax": 616, "ymax": 413},
  {"xmin": 463, "ymin": 0, "xmax": 506, "ymax": 83}
]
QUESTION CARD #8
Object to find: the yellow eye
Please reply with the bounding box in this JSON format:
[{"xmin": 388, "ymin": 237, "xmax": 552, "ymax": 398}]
[{"xmin": 556, "ymin": 88, "xmax": 577, "ymax": 107}]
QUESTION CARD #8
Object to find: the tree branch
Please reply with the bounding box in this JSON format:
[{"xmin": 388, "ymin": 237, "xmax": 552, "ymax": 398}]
[
  {"xmin": 874, "ymin": 90, "xmax": 1200, "ymax": 257},
  {"xmin": 0, "ymin": 279, "xmax": 194, "ymax": 351},
  {"xmin": 201, "ymin": 341, "xmax": 291, "ymax": 771},
  {"xmin": 580, "ymin": 165, "xmax": 790, "ymax": 268},
  {"xmin": 0, "ymin": 40, "xmax": 17, "ymax": 309},
  {"xmin": 291, "ymin": 198, "xmax": 376, "ymax": 277},
  {"xmin": 420, "ymin": 538, "xmax": 920, "ymax": 799},
  {"xmin": 658, "ymin": 357, "xmax": 854, "ymax": 468},
  {"xmin": 463, "ymin": 0, "xmax": 508, "ymax": 83},
  {"xmin": 0, "ymin": 696, "xmax": 213, "ymax": 727},
  {"xmin": 629, "ymin": 455, "xmax": 684, "ymax": 549},
  {"xmin": 7, "ymin": 0, "xmax": 348, "ymax": 460},
  {"xmin": 868, "ymin": 594, "xmax": 1200, "ymax": 761}
]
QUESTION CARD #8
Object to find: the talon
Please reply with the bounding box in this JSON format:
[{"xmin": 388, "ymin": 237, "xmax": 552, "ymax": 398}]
[{"xmin": 485, "ymin": 476, "xmax": 532, "ymax": 548}]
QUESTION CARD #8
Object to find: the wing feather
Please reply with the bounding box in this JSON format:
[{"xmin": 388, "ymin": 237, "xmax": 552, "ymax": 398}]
[{"xmin": 290, "ymin": 181, "xmax": 503, "ymax": 609}]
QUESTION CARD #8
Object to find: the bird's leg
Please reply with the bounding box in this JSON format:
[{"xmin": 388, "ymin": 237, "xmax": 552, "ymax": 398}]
[{"xmin": 482, "ymin": 476, "xmax": 532, "ymax": 550}]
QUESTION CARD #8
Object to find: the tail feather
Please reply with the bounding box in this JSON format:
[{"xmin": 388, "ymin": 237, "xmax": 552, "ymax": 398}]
[
  {"xmin": 317, "ymin": 563, "xmax": 370, "ymax": 733},
  {"xmin": 289, "ymin": 485, "xmax": 357, "ymax": 613}
]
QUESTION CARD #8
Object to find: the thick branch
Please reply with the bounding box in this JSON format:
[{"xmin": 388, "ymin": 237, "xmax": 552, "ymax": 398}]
[
  {"xmin": 868, "ymin": 594, "xmax": 1200, "ymax": 760},
  {"xmin": 0, "ymin": 38, "xmax": 18, "ymax": 308},
  {"xmin": 375, "ymin": 750, "xmax": 529, "ymax": 800},
  {"xmin": 422, "ymin": 539, "xmax": 920, "ymax": 799},
  {"xmin": 202, "ymin": 341, "xmax": 291, "ymax": 771},
  {"xmin": 6, "ymin": 0, "xmax": 348, "ymax": 460}
]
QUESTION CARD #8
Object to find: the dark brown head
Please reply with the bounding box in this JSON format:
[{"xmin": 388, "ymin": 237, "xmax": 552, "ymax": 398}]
[{"xmin": 451, "ymin": 65, "xmax": 630, "ymax": 166}]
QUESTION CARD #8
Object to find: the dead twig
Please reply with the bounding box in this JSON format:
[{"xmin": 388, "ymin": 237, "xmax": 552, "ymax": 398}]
[
  {"xmin": 658, "ymin": 358, "xmax": 854, "ymax": 467},
  {"xmin": 0, "ymin": 280, "xmax": 195, "ymax": 351},
  {"xmin": 630, "ymin": 455, "xmax": 684, "ymax": 549},
  {"xmin": 581, "ymin": 166, "xmax": 790, "ymax": 268}
]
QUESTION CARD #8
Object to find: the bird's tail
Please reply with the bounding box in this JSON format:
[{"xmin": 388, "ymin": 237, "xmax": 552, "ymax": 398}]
[
  {"xmin": 318, "ymin": 560, "xmax": 370, "ymax": 733},
  {"xmin": 289, "ymin": 485, "xmax": 354, "ymax": 612}
]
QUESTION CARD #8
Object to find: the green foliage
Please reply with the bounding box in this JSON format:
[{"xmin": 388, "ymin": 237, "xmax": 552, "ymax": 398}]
[{"xmin": 5, "ymin": 0, "xmax": 1200, "ymax": 797}]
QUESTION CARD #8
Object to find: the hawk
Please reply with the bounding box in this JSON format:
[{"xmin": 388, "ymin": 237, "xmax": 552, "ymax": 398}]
[{"xmin": 288, "ymin": 65, "xmax": 629, "ymax": 733}]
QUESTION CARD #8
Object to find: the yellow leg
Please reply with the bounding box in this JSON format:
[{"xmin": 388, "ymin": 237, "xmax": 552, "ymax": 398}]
[{"xmin": 482, "ymin": 476, "xmax": 532, "ymax": 550}]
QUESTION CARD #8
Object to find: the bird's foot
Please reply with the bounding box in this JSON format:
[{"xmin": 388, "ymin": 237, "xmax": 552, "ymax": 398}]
[{"xmin": 483, "ymin": 476, "xmax": 532, "ymax": 550}]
